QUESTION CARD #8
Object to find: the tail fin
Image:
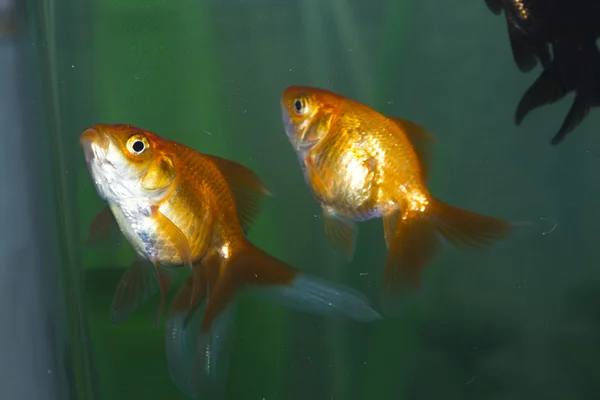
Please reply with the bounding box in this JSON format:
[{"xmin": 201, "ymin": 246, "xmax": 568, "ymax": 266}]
[
  {"xmin": 382, "ymin": 198, "xmax": 517, "ymax": 313},
  {"xmin": 163, "ymin": 240, "xmax": 381, "ymax": 398},
  {"xmin": 226, "ymin": 242, "xmax": 383, "ymax": 324},
  {"xmin": 165, "ymin": 273, "xmax": 234, "ymax": 399}
]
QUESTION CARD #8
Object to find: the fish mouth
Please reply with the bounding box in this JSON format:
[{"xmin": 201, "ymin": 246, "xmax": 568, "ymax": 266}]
[
  {"xmin": 279, "ymin": 98, "xmax": 291, "ymax": 124},
  {"xmin": 80, "ymin": 127, "xmax": 109, "ymax": 163},
  {"xmin": 280, "ymin": 98, "xmax": 318, "ymax": 155},
  {"xmin": 79, "ymin": 126, "xmax": 115, "ymax": 202}
]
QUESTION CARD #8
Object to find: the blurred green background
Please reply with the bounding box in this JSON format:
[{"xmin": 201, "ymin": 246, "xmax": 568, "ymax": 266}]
[{"xmin": 30, "ymin": 0, "xmax": 600, "ymax": 399}]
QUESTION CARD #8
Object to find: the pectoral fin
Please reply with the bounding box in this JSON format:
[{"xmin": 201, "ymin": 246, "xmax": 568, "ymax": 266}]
[
  {"xmin": 305, "ymin": 154, "xmax": 330, "ymax": 197},
  {"xmin": 85, "ymin": 205, "xmax": 119, "ymax": 245},
  {"xmin": 150, "ymin": 206, "xmax": 194, "ymax": 270},
  {"xmin": 322, "ymin": 206, "xmax": 357, "ymax": 262},
  {"xmin": 150, "ymin": 206, "xmax": 195, "ymax": 326}
]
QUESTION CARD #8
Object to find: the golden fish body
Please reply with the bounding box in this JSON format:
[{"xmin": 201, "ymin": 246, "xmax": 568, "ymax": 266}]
[
  {"xmin": 297, "ymin": 95, "xmax": 430, "ymax": 222},
  {"xmin": 80, "ymin": 123, "xmax": 382, "ymax": 399},
  {"xmin": 281, "ymin": 86, "xmax": 515, "ymax": 311}
]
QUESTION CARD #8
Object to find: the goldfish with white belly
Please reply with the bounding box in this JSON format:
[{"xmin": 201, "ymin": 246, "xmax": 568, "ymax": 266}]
[{"xmin": 79, "ymin": 123, "xmax": 381, "ymax": 398}]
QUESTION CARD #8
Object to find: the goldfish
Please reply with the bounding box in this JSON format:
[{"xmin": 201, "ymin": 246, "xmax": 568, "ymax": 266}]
[
  {"xmin": 485, "ymin": 0, "xmax": 600, "ymax": 144},
  {"xmin": 280, "ymin": 86, "xmax": 518, "ymax": 311},
  {"xmin": 80, "ymin": 123, "xmax": 381, "ymax": 398}
]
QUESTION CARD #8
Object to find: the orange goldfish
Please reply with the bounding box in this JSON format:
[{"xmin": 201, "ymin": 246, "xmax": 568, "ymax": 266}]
[
  {"xmin": 80, "ymin": 123, "xmax": 381, "ymax": 398},
  {"xmin": 280, "ymin": 86, "xmax": 519, "ymax": 310}
]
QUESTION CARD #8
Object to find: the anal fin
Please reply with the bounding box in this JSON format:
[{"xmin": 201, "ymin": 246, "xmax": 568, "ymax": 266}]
[
  {"xmin": 382, "ymin": 209, "xmax": 399, "ymax": 249},
  {"xmin": 185, "ymin": 262, "xmax": 207, "ymax": 328},
  {"xmin": 110, "ymin": 259, "xmax": 177, "ymax": 325}
]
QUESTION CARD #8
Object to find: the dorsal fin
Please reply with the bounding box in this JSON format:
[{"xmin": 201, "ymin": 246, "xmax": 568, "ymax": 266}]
[
  {"xmin": 205, "ymin": 155, "xmax": 272, "ymax": 233},
  {"xmin": 390, "ymin": 117, "xmax": 436, "ymax": 182}
]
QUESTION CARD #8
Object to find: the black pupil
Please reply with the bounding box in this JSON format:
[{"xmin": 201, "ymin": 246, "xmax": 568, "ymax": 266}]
[
  {"xmin": 132, "ymin": 140, "xmax": 145, "ymax": 153},
  {"xmin": 294, "ymin": 99, "xmax": 303, "ymax": 112}
]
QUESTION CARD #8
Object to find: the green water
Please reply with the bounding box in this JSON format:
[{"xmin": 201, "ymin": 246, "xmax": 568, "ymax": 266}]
[{"xmin": 23, "ymin": 0, "xmax": 600, "ymax": 399}]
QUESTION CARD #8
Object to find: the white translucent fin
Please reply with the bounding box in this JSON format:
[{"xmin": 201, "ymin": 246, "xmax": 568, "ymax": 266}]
[
  {"xmin": 322, "ymin": 207, "xmax": 358, "ymax": 262},
  {"xmin": 164, "ymin": 302, "xmax": 237, "ymax": 399},
  {"xmin": 110, "ymin": 260, "xmax": 177, "ymax": 325},
  {"xmin": 248, "ymin": 273, "xmax": 382, "ymax": 322},
  {"xmin": 164, "ymin": 311, "xmax": 196, "ymax": 397}
]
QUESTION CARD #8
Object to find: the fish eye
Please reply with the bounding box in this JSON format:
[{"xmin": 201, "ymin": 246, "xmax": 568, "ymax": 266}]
[
  {"xmin": 292, "ymin": 96, "xmax": 310, "ymax": 115},
  {"xmin": 126, "ymin": 134, "xmax": 150, "ymax": 156}
]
